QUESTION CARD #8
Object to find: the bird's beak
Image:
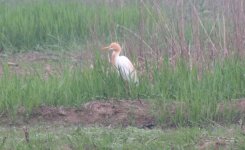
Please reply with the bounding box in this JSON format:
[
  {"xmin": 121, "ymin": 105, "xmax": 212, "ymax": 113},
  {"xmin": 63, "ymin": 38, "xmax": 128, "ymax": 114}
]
[{"xmin": 101, "ymin": 46, "xmax": 110, "ymax": 51}]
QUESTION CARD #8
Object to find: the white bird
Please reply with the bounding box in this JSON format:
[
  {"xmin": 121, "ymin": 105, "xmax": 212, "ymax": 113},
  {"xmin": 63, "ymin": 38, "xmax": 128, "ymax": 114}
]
[{"xmin": 102, "ymin": 42, "xmax": 138, "ymax": 84}]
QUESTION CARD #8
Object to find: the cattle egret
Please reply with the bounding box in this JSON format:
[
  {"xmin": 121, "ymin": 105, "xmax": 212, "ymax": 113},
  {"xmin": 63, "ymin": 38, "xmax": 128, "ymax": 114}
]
[{"xmin": 102, "ymin": 42, "xmax": 138, "ymax": 84}]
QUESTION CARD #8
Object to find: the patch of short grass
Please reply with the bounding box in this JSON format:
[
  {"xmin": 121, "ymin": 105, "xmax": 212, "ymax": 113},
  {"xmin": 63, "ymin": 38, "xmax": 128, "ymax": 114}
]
[{"xmin": 0, "ymin": 125, "xmax": 244, "ymax": 149}]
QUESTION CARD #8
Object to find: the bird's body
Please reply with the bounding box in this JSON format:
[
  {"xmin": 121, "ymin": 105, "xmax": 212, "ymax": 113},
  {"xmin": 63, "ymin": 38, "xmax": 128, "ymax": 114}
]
[
  {"xmin": 102, "ymin": 42, "xmax": 138, "ymax": 83},
  {"xmin": 114, "ymin": 55, "xmax": 138, "ymax": 82}
]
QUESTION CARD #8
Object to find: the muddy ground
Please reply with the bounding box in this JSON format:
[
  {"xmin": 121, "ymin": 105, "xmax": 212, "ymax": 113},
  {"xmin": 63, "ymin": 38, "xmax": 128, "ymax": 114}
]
[
  {"xmin": 0, "ymin": 98, "xmax": 244, "ymax": 128},
  {"xmin": 1, "ymin": 100, "xmax": 154, "ymax": 128}
]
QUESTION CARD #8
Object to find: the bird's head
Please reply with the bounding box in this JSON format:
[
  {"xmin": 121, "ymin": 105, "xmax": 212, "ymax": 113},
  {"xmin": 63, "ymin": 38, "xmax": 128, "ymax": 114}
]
[{"xmin": 102, "ymin": 42, "xmax": 121, "ymax": 52}]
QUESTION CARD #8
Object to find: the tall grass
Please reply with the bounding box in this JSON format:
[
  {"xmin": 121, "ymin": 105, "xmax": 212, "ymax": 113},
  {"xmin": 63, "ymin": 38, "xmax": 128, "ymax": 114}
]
[
  {"xmin": 1, "ymin": 56, "xmax": 245, "ymax": 125},
  {"xmin": 0, "ymin": 0, "xmax": 245, "ymax": 125},
  {"xmin": 1, "ymin": 0, "xmax": 244, "ymax": 60},
  {"xmin": 0, "ymin": 0, "xmax": 142, "ymax": 51}
]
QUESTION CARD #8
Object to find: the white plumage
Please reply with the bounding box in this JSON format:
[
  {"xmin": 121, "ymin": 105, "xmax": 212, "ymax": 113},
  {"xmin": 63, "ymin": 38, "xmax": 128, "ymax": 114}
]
[{"xmin": 115, "ymin": 55, "xmax": 138, "ymax": 83}]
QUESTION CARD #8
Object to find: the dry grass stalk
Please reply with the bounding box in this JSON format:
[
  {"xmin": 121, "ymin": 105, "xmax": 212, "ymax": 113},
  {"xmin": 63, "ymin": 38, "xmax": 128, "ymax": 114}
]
[
  {"xmin": 23, "ymin": 127, "xmax": 29, "ymax": 143},
  {"xmin": 7, "ymin": 62, "xmax": 18, "ymax": 67},
  {"xmin": 191, "ymin": 1, "xmax": 203, "ymax": 79},
  {"xmin": 231, "ymin": 0, "xmax": 245, "ymax": 56},
  {"xmin": 177, "ymin": 0, "xmax": 188, "ymax": 59}
]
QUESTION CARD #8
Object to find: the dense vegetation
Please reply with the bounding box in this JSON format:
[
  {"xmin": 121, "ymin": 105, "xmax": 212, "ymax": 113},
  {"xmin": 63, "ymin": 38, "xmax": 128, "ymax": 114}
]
[
  {"xmin": 1, "ymin": 0, "xmax": 244, "ymax": 124},
  {"xmin": 1, "ymin": 0, "xmax": 245, "ymax": 149}
]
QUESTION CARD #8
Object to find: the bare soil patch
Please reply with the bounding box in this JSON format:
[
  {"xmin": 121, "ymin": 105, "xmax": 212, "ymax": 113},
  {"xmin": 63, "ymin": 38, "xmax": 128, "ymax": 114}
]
[
  {"xmin": 1, "ymin": 99, "xmax": 245, "ymax": 129},
  {"xmin": 1, "ymin": 100, "xmax": 155, "ymax": 128}
]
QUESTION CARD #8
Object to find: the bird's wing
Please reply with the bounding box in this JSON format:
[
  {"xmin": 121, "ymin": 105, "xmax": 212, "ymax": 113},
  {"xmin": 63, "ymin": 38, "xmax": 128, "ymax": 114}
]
[
  {"xmin": 115, "ymin": 56, "xmax": 138, "ymax": 82},
  {"xmin": 116, "ymin": 56, "xmax": 135, "ymax": 71}
]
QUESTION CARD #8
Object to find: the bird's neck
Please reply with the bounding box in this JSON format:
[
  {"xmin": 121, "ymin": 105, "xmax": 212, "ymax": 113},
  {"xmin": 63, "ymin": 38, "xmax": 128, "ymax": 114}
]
[{"xmin": 111, "ymin": 50, "xmax": 120, "ymax": 66}]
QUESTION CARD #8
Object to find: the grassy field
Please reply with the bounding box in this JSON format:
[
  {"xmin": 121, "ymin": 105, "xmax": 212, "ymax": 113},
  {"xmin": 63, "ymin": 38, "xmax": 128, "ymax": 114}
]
[
  {"xmin": 1, "ymin": 0, "xmax": 245, "ymax": 149},
  {"xmin": 0, "ymin": 125, "xmax": 244, "ymax": 149},
  {"xmin": 1, "ymin": 57, "xmax": 245, "ymax": 125}
]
